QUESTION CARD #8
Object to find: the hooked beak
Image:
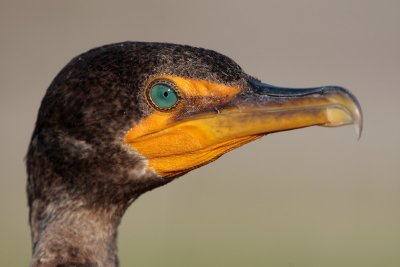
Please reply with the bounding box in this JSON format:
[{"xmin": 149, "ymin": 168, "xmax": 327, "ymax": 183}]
[{"xmin": 218, "ymin": 79, "xmax": 363, "ymax": 139}]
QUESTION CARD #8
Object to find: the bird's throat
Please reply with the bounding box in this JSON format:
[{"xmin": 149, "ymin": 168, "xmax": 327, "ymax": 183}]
[{"xmin": 30, "ymin": 199, "xmax": 123, "ymax": 267}]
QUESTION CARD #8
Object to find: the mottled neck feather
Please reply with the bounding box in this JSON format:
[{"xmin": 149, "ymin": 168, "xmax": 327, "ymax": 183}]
[
  {"xmin": 29, "ymin": 198, "xmax": 126, "ymax": 267},
  {"xmin": 26, "ymin": 128, "xmax": 167, "ymax": 267}
]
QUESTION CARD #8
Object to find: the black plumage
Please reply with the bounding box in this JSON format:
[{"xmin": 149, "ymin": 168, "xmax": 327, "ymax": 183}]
[{"xmin": 26, "ymin": 42, "xmax": 361, "ymax": 267}]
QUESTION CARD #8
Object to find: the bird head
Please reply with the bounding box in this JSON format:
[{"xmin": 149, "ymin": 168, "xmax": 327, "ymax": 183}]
[
  {"xmin": 27, "ymin": 42, "xmax": 362, "ymax": 206},
  {"xmin": 26, "ymin": 42, "xmax": 362, "ymax": 267}
]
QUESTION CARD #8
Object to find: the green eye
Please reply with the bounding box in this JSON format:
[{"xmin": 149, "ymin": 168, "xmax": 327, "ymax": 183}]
[{"xmin": 149, "ymin": 82, "xmax": 179, "ymax": 110}]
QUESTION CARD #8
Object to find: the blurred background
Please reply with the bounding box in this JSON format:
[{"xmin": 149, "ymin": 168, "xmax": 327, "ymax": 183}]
[{"xmin": 1, "ymin": 0, "xmax": 399, "ymax": 266}]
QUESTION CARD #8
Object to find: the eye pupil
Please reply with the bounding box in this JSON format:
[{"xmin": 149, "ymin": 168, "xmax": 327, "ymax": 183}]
[{"xmin": 149, "ymin": 82, "xmax": 179, "ymax": 110}]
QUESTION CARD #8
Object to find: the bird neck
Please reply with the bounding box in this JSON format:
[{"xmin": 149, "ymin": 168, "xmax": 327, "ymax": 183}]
[{"xmin": 29, "ymin": 198, "xmax": 125, "ymax": 267}]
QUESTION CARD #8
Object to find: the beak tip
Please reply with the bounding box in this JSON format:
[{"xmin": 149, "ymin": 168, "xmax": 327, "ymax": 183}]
[
  {"xmin": 330, "ymin": 85, "xmax": 363, "ymax": 140},
  {"xmin": 355, "ymin": 119, "xmax": 362, "ymax": 140},
  {"xmin": 350, "ymin": 92, "xmax": 363, "ymax": 140},
  {"xmin": 354, "ymin": 109, "xmax": 363, "ymax": 140}
]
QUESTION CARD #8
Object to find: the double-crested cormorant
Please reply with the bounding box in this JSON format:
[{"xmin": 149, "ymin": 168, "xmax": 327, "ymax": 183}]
[{"xmin": 26, "ymin": 42, "xmax": 362, "ymax": 267}]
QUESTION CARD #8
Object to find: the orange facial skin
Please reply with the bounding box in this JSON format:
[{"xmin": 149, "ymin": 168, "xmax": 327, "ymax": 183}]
[{"xmin": 125, "ymin": 75, "xmax": 247, "ymax": 178}]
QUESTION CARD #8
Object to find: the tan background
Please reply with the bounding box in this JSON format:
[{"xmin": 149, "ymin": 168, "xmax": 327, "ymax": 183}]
[{"xmin": 1, "ymin": 0, "xmax": 399, "ymax": 266}]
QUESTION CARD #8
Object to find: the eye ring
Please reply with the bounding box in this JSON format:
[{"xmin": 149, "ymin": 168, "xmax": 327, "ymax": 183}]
[{"xmin": 146, "ymin": 79, "xmax": 181, "ymax": 111}]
